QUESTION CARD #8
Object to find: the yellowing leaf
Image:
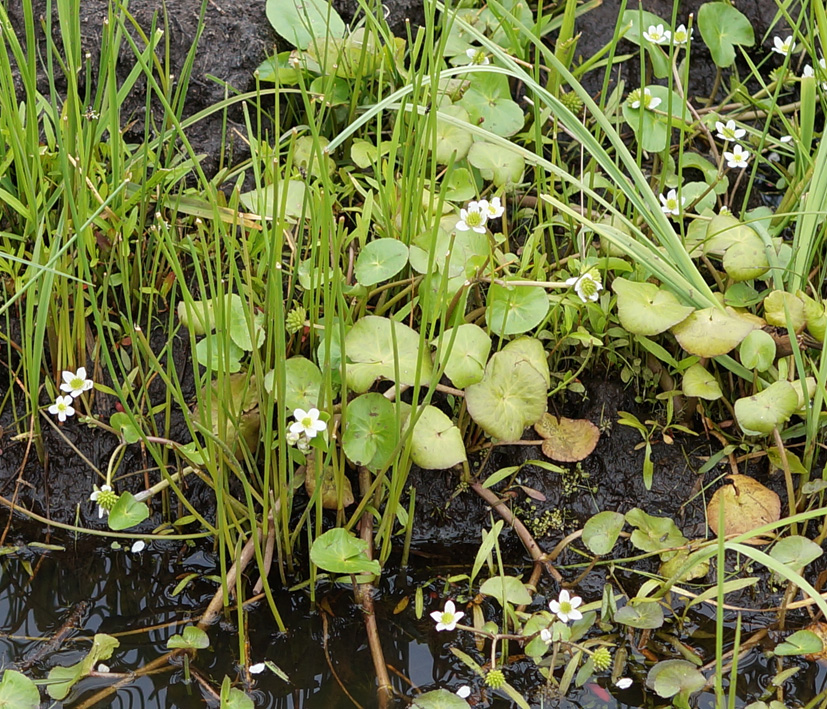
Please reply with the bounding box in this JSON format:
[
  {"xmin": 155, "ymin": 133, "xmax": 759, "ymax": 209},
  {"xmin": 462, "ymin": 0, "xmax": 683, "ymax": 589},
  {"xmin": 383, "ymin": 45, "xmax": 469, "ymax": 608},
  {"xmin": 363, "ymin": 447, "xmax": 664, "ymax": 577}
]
[{"xmin": 534, "ymin": 414, "xmax": 600, "ymax": 462}]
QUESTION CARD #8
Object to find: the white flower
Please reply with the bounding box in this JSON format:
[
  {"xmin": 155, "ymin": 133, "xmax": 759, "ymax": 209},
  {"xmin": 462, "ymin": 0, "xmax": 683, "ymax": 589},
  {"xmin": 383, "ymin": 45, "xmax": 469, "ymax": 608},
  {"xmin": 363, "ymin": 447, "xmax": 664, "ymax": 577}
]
[
  {"xmin": 629, "ymin": 88, "xmax": 661, "ymax": 111},
  {"xmin": 456, "ymin": 686, "xmax": 471, "ymax": 698},
  {"xmin": 430, "ymin": 600, "xmax": 465, "ymax": 631},
  {"xmin": 89, "ymin": 484, "xmax": 114, "ymax": 518},
  {"xmin": 60, "ymin": 367, "xmax": 94, "ymax": 398},
  {"xmin": 249, "ymin": 662, "xmax": 267, "ymax": 674},
  {"xmin": 456, "ymin": 201, "xmax": 488, "ymax": 234},
  {"xmin": 779, "ymin": 135, "xmax": 793, "ymax": 143},
  {"xmin": 659, "ymin": 188, "xmax": 685, "ymax": 216},
  {"xmin": 565, "ymin": 272, "xmax": 603, "ymax": 303},
  {"xmin": 130, "ymin": 540, "xmax": 146, "ymax": 553},
  {"xmin": 642, "ymin": 24, "xmax": 671, "ymax": 45},
  {"xmin": 772, "ymin": 35, "xmax": 795, "ymax": 56},
  {"xmin": 540, "ymin": 627, "xmax": 553, "ymax": 644},
  {"xmin": 290, "ymin": 408, "xmax": 327, "ymax": 439},
  {"xmin": 549, "ymin": 589, "xmax": 583, "ymax": 623},
  {"xmin": 802, "ymin": 58, "xmax": 827, "ymax": 88},
  {"xmin": 465, "ymin": 47, "xmax": 490, "ymax": 65},
  {"xmin": 714, "ymin": 119, "xmax": 746, "ymax": 141},
  {"xmin": 286, "ymin": 430, "xmax": 301, "ymax": 446},
  {"xmin": 479, "ymin": 197, "xmax": 505, "ymax": 219},
  {"xmin": 723, "ymin": 143, "xmax": 750, "ymax": 168},
  {"xmin": 672, "ymin": 24, "xmax": 693, "ymax": 45},
  {"xmin": 616, "ymin": 677, "xmax": 633, "ymax": 689},
  {"xmin": 48, "ymin": 395, "xmax": 76, "ymax": 422}
]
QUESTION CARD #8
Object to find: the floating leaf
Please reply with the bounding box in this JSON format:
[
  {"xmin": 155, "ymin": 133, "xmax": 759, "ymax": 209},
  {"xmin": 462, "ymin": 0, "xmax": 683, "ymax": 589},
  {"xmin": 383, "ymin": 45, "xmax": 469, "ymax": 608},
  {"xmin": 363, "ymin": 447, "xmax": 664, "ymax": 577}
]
[
  {"xmin": 625, "ymin": 508, "xmax": 686, "ymax": 553},
  {"xmin": 310, "ymin": 528, "xmax": 381, "ymax": 575},
  {"xmin": 0, "ymin": 670, "xmax": 39, "ymax": 709},
  {"xmin": 775, "ymin": 629, "xmax": 824, "ymax": 657},
  {"xmin": 707, "ymin": 474, "xmax": 781, "ymax": 538},
  {"xmin": 433, "ymin": 324, "xmax": 491, "ymax": 389},
  {"xmin": 465, "ymin": 349, "xmax": 547, "ymax": 441},
  {"xmin": 409, "ymin": 405, "xmax": 467, "ymax": 469},
  {"xmin": 345, "ymin": 316, "xmax": 433, "ymax": 393},
  {"xmin": 167, "ymin": 626, "xmax": 210, "ymax": 650},
  {"xmin": 734, "ymin": 380, "xmax": 799, "ymax": 435},
  {"xmin": 486, "ymin": 282, "xmax": 549, "ymax": 336},
  {"xmin": 342, "ymin": 393, "xmax": 399, "ymax": 472},
  {"xmin": 108, "ymin": 493, "xmax": 150, "ymax": 531},
  {"xmin": 354, "ymin": 239, "xmax": 409, "ymax": 287},
  {"xmin": 769, "ymin": 536, "xmax": 823, "ymax": 571},
  {"xmin": 614, "ymin": 602, "xmax": 664, "ymax": 629},
  {"xmin": 265, "ymin": 0, "xmax": 345, "ymax": 50},
  {"xmin": 47, "ymin": 634, "xmax": 119, "ymax": 700},
  {"xmin": 671, "ymin": 307, "xmax": 755, "ymax": 356},
  {"xmin": 739, "ymin": 330, "xmax": 777, "ymax": 372},
  {"xmin": 697, "ymin": 2, "xmax": 755, "ymax": 68},
  {"xmin": 682, "ymin": 364, "xmax": 722, "ymax": 400},
  {"xmin": 802, "ymin": 622, "xmax": 827, "ymax": 661},
  {"xmin": 413, "ymin": 689, "xmax": 472, "ymax": 709},
  {"xmin": 612, "ymin": 278, "xmax": 693, "ymax": 336},
  {"xmin": 479, "ymin": 575, "xmax": 533, "ymax": 606},
  {"xmin": 222, "ymin": 684, "xmax": 256, "ymax": 709},
  {"xmin": 582, "ymin": 511, "xmax": 625, "ymax": 556},
  {"xmin": 647, "ymin": 659, "xmax": 706, "ymax": 699},
  {"xmin": 534, "ymin": 414, "xmax": 600, "ymax": 462}
]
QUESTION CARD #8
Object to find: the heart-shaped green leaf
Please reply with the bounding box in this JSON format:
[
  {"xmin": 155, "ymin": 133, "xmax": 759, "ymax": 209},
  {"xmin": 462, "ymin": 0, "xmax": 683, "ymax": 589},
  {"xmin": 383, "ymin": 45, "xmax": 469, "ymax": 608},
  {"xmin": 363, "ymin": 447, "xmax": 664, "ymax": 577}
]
[
  {"xmin": 0, "ymin": 670, "xmax": 39, "ymax": 709},
  {"xmin": 582, "ymin": 511, "xmax": 625, "ymax": 556},
  {"xmin": 734, "ymin": 380, "xmax": 799, "ymax": 435},
  {"xmin": 647, "ymin": 659, "xmax": 706, "ymax": 698},
  {"xmin": 167, "ymin": 625, "xmax": 210, "ymax": 650},
  {"xmin": 682, "ymin": 364, "xmax": 723, "ymax": 400},
  {"xmin": 612, "ymin": 278, "xmax": 693, "ymax": 335},
  {"xmin": 697, "ymin": 2, "xmax": 755, "ymax": 68},
  {"xmin": 774, "ymin": 629, "xmax": 824, "ymax": 656},
  {"xmin": 265, "ymin": 0, "xmax": 345, "ymax": 50},
  {"xmin": 467, "ymin": 142, "xmax": 525, "ymax": 188},
  {"xmin": 108, "ymin": 492, "xmax": 150, "ymax": 531},
  {"xmin": 434, "ymin": 104, "xmax": 474, "ymax": 164},
  {"xmin": 671, "ymin": 307, "xmax": 755, "ymax": 356},
  {"xmin": 769, "ymin": 536, "xmax": 823, "ymax": 571},
  {"xmin": 614, "ymin": 602, "xmax": 664, "ymax": 629},
  {"xmin": 409, "ymin": 405, "xmax": 466, "ymax": 469},
  {"xmin": 465, "ymin": 349, "xmax": 547, "ymax": 441},
  {"xmin": 459, "ymin": 72, "xmax": 524, "ymax": 137},
  {"xmin": 354, "ymin": 239, "xmax": 409, "ymax": 287},
  {"xmin": 342, "ymin": 393, "xmax": 399, "ymax": 471},
  {"xmin": 479, "ymin": 575, "xmax": 533, "ymax": 606},
  {"xmin": 310, "ymin": 528, "xmax": 382, "ymax": 575},
  {"xmin": 739, "ymin": 330, "xmax": 776, "ymax": 372},
  {"xmin": 486, "ymin": 283, "xmax": 549, "ymax": 336},
  {"xmin": 413, "ymin": 689, "xmax": 472, "ymax": 709},
  {"xmin": 433, "ymin": 324, "xmax": 491, "ymax": 389}
]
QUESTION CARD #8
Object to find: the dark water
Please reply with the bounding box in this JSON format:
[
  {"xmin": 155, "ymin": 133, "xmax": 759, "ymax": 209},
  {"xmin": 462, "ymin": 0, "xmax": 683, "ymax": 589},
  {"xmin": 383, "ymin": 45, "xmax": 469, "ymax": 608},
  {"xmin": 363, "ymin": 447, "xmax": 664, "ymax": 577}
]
[{"xmin": 2, "ymin": 541, "xmax": 826, "ymax": 708}]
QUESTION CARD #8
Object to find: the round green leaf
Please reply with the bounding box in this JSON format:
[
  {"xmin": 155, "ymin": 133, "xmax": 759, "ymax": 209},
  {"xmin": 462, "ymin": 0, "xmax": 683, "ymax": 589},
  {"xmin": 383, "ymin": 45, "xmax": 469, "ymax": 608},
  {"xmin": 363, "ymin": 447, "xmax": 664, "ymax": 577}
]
[
  {"xmin": 647, "ymin": 659, "xmax": 706, "ymax": 699},
  {"xmin": 769, "ymin": 535, "xmax": 823, "ymax": 571},
  {"xmin": 354, "ymin": 239, "xmax": 409, "ymax": 287},
  {"xmin": 734, "ymin": 380, "xmax": 799, "ymax": 435},
  {"xmin": 344, "ymin": 316, "xmax": 433, "ymax": 393},
  {"xmin": 774, "ymin": 629, "xmax": 824, "ymax": 656},
  {"xmin": 310, "ymin": 528, "xmax": 382, "ymax": 575},
  {"xmin": 433, "ymin": 324, "xmax": 491, "ymax": 389},
  {"xmin": 409, "ymin": 405, "xmax": 466, "ymax": 470},
  {"xmin": 195, "ymin": 333, "xmax": 243, "ymax": 373},
  {"xmin": 739, "ymin": 330, "xmax": 777, "ymax": 372},
  {"xmin": 413, "ymin": 689, "xmax": 472, "ymax": 709},
  {"xmin": 442, "ymin": 166, "xmax": 477, "ymax": 202},
  {"xmin": 671, "ymin": 307, "xmax": 755, "ymax": 356},
  {"xmin": 614, "ymin": 602, "xmax": 664, "ymax": 629},
  {"xmin": 625, "ymin": 508, "xmax": 686, "ymax": 553},
  {"xmin": 264, "ymin": 357, "xmax": 323, "ymax": 412},
  {"xmin": 582, "ymin": 511, "xmax": 625, "ymax": 556},
  {"xmin": 108, "ymin": 492, "xmax": 150, "ymax": 531},
  {"xmin": 223, "ymin": 687, "xmax": 256, "ymax": 709},
  {"xmin": 723, "ymin": 233, "xmax": 769, "ymax": 281},
  {"xmin": 0, "ymin": 670, "xmax": 40, "ymax": 709},
  {"xmin": 502, "ymin": 336, "xmax": 551, "ymax": 388},
  {"xmin": 486, "ymin": 283, "xmax": 549, "ymax": 336},
  {"xmin": 265, "ymin": 0, "xmax": 346, "ymax": 50},
  {"xmin": 342, "ymin": 393, "xmax": 398, "ymax": 471},
  {"xmin": 167, "ymin": 626, "xmax": 210, "ymax": 650},
  {"xmin": 680, "ymin": 181, "xmax": 717, "ymax": 214},
  {"xmin": 479, "ymin": 575, "xmax": 533, "ymax": 606},
  {"xmin": 612, "ymin": 278, "xmax": 693, "ymax": 335},
  {"xmin": 697, "ymin": 2, "xmax": 755, "ymax": 68},
  {"xmin": 682, "ymin": 364, "xmax": 723, "ymax": 400},
  {"xmin": 763, "ymin": 290, "xmax": 806, "ymax": 331},
  {"xmin": 459, "ymin": 73, "xmax": 524, "ymax": 137},
  {"xmin": 467, "ymin": 142, "xmax": 525, "ymax": 188},
  {"xmin": 465, "ymin": 349, "xmax": 548, "ymax": 441},
  {"xmin": 434, "ymin": 104, "xmax": 474, "ymax": 164}
]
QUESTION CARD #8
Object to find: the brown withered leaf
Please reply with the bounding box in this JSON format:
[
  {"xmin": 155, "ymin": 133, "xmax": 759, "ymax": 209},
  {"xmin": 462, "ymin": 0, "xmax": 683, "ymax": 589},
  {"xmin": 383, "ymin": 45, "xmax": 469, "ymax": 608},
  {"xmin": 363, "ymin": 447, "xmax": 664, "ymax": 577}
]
[
  {"xmin": 707, "ymin": 474, "xmax": 780, "ymax": 541},
  {"xmin": 533, "ymin": 413, "xmax": 600, "ymax": 463}
]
